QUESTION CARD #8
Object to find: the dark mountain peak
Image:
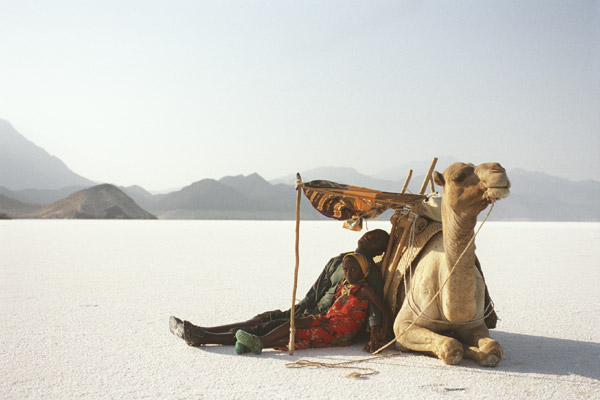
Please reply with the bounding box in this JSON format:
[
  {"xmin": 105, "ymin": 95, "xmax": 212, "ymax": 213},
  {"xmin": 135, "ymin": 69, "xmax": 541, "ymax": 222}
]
[
  {"xmin": 186, "ymin": 178, "xmax": 222, "ymax": 191},
  {"xmin": 219, "ymin": 173, "xmax": 270, "ymax": 188},
  {"xmin": 120, "ymin": 185, "xmax": 153, "ymax": 198},
  {"xmin": 91, "ymin": 183, "xmax": 118, "ymax": 191},
  {"xmin": 123, "ymin": 184, "xmax": 148, "ymax": 191},
  {"xmin": 152, "ymin": 179, "xmax": 256, "ymax": 213}
]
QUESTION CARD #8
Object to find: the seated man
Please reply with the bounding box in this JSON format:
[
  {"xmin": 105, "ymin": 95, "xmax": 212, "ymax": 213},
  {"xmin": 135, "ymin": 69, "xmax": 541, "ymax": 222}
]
[{"xmin": 170, "ymin": 228, "xmax": 390, "ymax": 353}]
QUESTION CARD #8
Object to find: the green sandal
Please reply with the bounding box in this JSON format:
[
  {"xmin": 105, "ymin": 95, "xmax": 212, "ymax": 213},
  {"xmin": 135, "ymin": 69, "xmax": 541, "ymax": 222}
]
[
  {"xmin": 235, "ymin": 330, "xmax": 263, "ymax": 355},
  {"xmin": 235, "ymin": 341, "xmax": 251, "ymax": 355}
]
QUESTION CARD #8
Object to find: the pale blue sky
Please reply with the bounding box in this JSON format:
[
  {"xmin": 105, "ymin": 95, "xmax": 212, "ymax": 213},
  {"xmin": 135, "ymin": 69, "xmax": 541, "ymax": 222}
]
[{"xmin": 1, "ymin": 0, "xmax": 598, "ymax": 190}]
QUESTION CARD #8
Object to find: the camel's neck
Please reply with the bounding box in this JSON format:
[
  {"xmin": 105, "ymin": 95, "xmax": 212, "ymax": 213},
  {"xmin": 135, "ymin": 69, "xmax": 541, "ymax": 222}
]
[
  {"xmin": 441, "ymin": 208, "xmax": 477, "ymax": 269},
  {"xmin": 440, "ymin": 203, "xmax": 479, "ymax": 322}
]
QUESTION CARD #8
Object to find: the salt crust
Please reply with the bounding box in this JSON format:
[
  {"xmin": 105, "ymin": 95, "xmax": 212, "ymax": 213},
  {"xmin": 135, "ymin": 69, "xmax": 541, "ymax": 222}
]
[{"xmin": 1, "ymin": 220, "xmax": 599, "ymax": 399}]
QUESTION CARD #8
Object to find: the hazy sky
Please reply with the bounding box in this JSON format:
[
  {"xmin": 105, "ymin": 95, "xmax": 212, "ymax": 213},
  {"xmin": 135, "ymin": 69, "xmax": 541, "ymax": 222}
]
[{"xmin": 1, "ymin": 0, "xmax": 598, "ymax": 190}]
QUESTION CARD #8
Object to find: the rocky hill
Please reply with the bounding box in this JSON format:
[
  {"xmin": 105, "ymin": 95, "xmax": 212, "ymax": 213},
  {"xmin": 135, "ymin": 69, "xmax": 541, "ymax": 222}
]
[
  {"xmin": 24, "ymin": 184, "xmax": 157, "ymax": 219},
  {"xmin": 0, "ymin": 194, "xmax": 40, "ymax": 217}
]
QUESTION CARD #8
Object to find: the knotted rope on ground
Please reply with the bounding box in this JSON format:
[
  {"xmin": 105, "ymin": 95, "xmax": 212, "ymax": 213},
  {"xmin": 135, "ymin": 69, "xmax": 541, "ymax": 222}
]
[{"xmin": 285, "ymin": 352, "xmax": 403, "ymax": 379}]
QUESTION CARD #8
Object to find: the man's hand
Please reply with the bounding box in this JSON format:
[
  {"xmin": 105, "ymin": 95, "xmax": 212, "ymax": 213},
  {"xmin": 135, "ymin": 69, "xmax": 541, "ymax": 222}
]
[
  {"xmin": 364, "ymin": 325, "xmax": 382, "ymax": 354},
  {"xmin": 293, "ymin": 306, "xmax": 306, "ymax": 317}
]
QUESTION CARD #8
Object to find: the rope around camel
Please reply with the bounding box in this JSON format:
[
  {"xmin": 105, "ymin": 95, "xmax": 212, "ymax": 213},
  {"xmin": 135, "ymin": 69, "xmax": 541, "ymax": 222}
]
[{"xmin": 286, "ymin": 202, "xmax": 496, "ymax": 378}]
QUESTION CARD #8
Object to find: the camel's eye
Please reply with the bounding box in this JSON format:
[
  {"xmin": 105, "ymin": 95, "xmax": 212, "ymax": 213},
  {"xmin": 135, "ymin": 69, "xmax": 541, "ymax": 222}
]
[
  {"xmin": 452, "ymin": 171, "xmax": 467, "ymax": 183},
  {"xmin": 452, "ymin": 167, "xmax": 473, "ymax": 183}
]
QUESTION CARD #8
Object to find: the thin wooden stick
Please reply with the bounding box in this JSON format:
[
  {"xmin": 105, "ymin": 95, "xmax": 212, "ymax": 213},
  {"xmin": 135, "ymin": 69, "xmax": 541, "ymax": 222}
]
[
  {"xmin": 419, "ymin": 157, "xmax": 438, "ymax": 195},
  {"xmin": 381, "ymin": 212, "xmax": 400, "ymax": 279},
  {"xmin": 386, "ymin": 157, "xmax": 438, "ymax": 297},
  {"xmin": 401, "ymin": 169, "xmax": 413, "ymax": 194},
  {"xmin": 289, "ymin": 173, "xmax": 302, "ymax": 355},
  {"xmin": 383, "ymin": 213, "xmax": 415, "ymax": 297},
  {"xmin": 382, "ymin": 169, "xmax": 412, "ymax": 279}
]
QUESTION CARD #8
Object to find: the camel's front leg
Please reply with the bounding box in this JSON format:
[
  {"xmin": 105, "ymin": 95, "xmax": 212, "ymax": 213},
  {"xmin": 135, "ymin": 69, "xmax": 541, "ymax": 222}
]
[
  {"xmin": 394, "ymin": 320, "xmax": 464, "ymax": 365},
  {"xmin": 455, "ymin": 324, "xmax": 503, "ymax": 367}
]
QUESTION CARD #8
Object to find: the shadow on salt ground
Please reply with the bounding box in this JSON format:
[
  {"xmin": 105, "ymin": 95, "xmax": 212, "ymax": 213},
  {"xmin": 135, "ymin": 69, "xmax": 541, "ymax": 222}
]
[
  {"xmin": 187, "ymin": 342, "xmax": 373, "ymax": 363},
  {"xmin": 492, "ymin": 331, "xmax": 600, "ymax": 381},
  {"xmin": 184, "ymin": 333, "xmax": 600, "ymax": 382}
]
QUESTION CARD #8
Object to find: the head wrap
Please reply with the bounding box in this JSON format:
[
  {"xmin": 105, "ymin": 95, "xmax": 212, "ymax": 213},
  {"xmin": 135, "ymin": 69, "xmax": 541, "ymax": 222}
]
[{"xmin": 343, "ymin": 252, "xmax": 370, "ymax": 278}]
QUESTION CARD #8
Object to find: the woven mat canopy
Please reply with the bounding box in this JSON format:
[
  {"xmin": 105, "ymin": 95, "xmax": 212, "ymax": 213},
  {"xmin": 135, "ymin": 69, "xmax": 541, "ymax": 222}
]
[{"xmin": 301, "ymin": 180, "xmax": 426, "ymax": 228}]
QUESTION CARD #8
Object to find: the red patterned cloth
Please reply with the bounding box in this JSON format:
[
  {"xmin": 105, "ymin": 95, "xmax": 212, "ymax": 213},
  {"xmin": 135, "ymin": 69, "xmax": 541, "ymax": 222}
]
[{"xmin": 294, "ymin": 281, "xmax": 369, "ymax": 348}]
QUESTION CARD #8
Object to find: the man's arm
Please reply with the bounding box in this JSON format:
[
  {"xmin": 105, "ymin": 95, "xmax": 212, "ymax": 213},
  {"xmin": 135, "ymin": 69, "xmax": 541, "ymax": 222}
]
[
  {"xmin": 359, "ymin": 283, "xmax": 391, "ymax": 354},
  {"xmin": 364, "ymin": 262, "xmax": 386, "ymax": 353},
  {"xmin": 297, "ymin": 255, "xmax": 343, "ymax": 311},
  {"xmin": 365, "ymin": 262, "xmax": 384, "ymax": 328},
  {"xmin": 360, "ymin": 286, "xmax": 390, "ymax": 334}
]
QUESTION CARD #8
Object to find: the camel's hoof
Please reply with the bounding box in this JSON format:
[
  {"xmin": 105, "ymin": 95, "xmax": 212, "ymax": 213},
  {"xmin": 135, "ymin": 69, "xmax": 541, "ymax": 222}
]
[
  {"xmin": 480, "ymin": 354, "xmax": 501, "ymax": 367},
  {"xmin": 440, "ymin": 339, "xmax": 464, "ymax": 365},
  {"xmin": 443, "ymin": 350, "xmax": 464, "ymax": 365},
  {"xmin": 479, "ymin": 341, "xmax": 503, "ymax": 367}
]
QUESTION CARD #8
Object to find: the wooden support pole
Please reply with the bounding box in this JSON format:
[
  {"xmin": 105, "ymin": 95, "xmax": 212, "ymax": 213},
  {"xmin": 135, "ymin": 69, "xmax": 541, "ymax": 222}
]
[
  {"xmin": 401, "ymin": 169, "xmax": 413, "ymax": 194},
  {"xmin": 383, "ymin": 212, "xmax": 416, "ymax": 297},
  {"xmin": 384, "ymin": 157, "xmax": 438, "ymax": 297},
  {"xmin": 419, "ymin": 157, "xmax": 439, "ymax": 195},
  {"xmin": 289, "ymin": 173, "xmax": 302, "ymax": 355},
  {"xmin": 382, "ymin": 168, "xmax": 413, "ymax": 279},
  {"xmin": 381, "ymin": 211, "xmax": 401, "ymax": 279}
]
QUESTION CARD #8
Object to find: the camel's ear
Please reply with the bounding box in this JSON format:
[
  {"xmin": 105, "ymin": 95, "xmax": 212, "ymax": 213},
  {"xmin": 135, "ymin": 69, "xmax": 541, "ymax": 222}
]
[{"xmin": 433, "ymin": 171, "xmax": 445, "ymax": 186}]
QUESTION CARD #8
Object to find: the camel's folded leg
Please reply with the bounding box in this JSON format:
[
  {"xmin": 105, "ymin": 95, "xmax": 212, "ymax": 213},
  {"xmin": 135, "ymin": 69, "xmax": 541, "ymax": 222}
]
[
  {"xmin": 456, "ymin": 324, "xmax": 503, "ymax": 367},
  {"xmin": 394, "ymin": 321, "xmax": 464, "ymax": 365}
]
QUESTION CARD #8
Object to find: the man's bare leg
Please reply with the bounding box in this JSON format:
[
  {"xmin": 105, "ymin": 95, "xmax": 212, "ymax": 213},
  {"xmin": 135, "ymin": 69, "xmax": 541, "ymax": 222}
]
[
  {"xmin": 199, "ymin": 316, "xmax": 264, "ymax": 333},
  {"xmin": 170, "ymin": 316, "xmax": 238, "ymax": 346}
]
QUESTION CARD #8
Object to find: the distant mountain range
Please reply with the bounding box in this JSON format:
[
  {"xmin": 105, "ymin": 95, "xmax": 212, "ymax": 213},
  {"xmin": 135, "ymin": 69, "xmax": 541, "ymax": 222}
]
[{"xmin": 1, "ymin": 117, "xmax": 598, "ymax": 221}]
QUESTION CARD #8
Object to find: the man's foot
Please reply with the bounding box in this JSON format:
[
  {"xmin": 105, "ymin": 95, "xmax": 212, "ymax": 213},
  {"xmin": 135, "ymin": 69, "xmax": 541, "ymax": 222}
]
[
  {"xmin": 183, "ymin": 320, "xmax": 206, "ymax": 346},
  {"xmin": 235, "ymin": 330, "xmax": 263, "ymax": 355},
  {"xmin": 169, "ymin": 316, "xmax": 185, "ymax": 339}
]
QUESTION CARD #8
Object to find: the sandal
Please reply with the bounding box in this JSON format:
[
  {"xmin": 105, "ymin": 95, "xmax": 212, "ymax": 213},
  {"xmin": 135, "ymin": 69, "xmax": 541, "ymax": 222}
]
[
  {"xmin": 235, "ymin": 341, "xmax": 251, "ymax": 355},
  {"xmin": 235, "ymin": 330, "xmax": 263, "ymax": 355}
]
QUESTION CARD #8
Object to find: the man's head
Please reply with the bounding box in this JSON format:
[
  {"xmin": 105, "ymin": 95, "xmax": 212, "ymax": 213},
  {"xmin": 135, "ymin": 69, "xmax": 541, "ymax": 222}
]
[{"xmin": 356, "ymin": 229, "xmax": 389, "ymax": 258}]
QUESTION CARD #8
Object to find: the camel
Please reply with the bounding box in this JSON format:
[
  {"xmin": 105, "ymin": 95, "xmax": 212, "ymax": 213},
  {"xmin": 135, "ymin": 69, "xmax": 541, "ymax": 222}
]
[{"xmin": 392, "ymin": 162, "xmax": 510, "ymax": 366}]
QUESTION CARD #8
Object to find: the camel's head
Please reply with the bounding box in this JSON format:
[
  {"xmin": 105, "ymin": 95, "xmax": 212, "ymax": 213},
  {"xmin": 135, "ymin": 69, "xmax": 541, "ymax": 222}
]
[{"xmin": 433, "ymin": 162, "xmax": 510, "ymax": 217}]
